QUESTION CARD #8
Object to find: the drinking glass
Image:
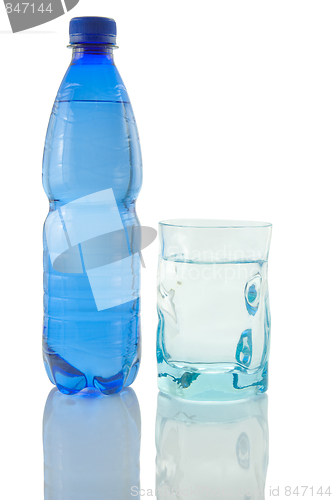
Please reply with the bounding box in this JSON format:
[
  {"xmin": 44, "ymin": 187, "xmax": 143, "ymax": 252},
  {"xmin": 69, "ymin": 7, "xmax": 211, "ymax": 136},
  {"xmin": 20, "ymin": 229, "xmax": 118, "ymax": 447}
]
[{"xmin": 157, "ymin": 219, "xmax": 272, "ymax": 400}]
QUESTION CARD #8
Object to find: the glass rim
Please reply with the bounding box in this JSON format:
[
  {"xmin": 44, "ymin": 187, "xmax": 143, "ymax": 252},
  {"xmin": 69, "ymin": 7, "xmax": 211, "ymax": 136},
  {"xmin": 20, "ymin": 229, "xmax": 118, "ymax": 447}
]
[{"xmin": 159, "ymin": 219, "xmax": 272, "ymax": 229}]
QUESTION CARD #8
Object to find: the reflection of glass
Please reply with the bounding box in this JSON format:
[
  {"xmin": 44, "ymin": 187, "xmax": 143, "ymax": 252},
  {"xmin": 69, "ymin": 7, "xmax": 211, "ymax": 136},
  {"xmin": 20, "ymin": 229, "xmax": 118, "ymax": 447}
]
[
  {"xmin": 156, "ymin": 392, "xmax": 268, "ymax": 499},
  {"xmin": 43, "ymin": 387, "xmax": 140, "ymax": 499},
  {"xmin": 157, "ymin": 220, "xmax": 272, "ymax": 400}
]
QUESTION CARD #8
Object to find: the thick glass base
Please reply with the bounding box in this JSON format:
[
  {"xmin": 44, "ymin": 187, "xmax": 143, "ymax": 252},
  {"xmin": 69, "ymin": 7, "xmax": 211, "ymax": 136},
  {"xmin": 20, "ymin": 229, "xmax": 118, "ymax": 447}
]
[{"xmin": 157, "ymin": 360, "xmax": 268, "ymax": 401}]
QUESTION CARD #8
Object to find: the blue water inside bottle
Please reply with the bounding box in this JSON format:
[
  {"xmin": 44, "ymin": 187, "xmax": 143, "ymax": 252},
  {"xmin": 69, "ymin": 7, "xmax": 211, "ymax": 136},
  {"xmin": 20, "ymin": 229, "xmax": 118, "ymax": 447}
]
[{"xmin": 42, "ymin": 34, "xmax": 142, "ymax": 395}]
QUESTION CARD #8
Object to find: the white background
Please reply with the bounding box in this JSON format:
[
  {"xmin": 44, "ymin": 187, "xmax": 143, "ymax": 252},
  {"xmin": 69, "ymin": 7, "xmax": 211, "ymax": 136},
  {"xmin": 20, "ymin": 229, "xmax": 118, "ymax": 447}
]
[{"xmin": 1, "ymin": 1, "xmax": 332, "ymax": 498}]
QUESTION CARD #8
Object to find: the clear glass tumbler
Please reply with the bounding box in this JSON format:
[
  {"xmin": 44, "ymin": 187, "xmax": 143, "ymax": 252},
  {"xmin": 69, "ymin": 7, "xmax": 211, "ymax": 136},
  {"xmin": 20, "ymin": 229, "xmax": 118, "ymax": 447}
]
[{"xmin": 157, "ymin": 219, "xmax": 272, "ymax": 400}]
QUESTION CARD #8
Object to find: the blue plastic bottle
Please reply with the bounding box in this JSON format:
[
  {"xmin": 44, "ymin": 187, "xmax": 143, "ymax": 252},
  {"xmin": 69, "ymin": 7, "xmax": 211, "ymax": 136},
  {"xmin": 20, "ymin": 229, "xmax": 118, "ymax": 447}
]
[{"xmin": 42, "ymin": 17, "xmax": 142, "ymax": 395}]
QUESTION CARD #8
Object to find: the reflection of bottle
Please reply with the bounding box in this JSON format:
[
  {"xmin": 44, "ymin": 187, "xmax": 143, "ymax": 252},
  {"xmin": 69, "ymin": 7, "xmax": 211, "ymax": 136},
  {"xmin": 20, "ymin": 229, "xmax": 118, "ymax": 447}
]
[
  {"xmin": 43, "ymin": 387, "xmax": 141, "ymax": 500},
  {"xmin": 42, "ymin": 17, "xmax": 142, "ymax": 395},
  {"xmin": 156, "ymin": 392, "xmax": 268, "ymax": 500}
]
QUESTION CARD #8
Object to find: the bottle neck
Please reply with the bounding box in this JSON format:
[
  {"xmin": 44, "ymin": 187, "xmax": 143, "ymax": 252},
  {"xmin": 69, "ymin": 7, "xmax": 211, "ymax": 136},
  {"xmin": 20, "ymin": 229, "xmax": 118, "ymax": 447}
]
[{"xmin": 70, "ymin": 45, "xmax": 115, "ymax": 65}]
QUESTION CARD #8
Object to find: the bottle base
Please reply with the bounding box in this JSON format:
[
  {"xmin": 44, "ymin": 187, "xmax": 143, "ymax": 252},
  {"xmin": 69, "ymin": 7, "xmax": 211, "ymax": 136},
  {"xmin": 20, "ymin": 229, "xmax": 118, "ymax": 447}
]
[{"xmin": 43, "ymin": 350, "xmax": 140, "ymax": 396}]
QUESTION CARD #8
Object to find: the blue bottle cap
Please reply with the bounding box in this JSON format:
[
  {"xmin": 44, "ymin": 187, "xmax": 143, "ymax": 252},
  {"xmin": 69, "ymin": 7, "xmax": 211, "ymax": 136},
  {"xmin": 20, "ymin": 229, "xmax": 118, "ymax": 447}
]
[{"xmin": 69, "ymin": 17, "xmax": 117, "ymax": 45}]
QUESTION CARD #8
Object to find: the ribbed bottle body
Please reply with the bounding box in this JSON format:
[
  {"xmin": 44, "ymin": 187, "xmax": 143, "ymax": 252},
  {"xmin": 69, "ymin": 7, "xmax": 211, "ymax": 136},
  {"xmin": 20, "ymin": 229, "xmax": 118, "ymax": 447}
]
[{"xmin": 42, "ymin": 50, "xmax": 142, "ymax": 394}]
